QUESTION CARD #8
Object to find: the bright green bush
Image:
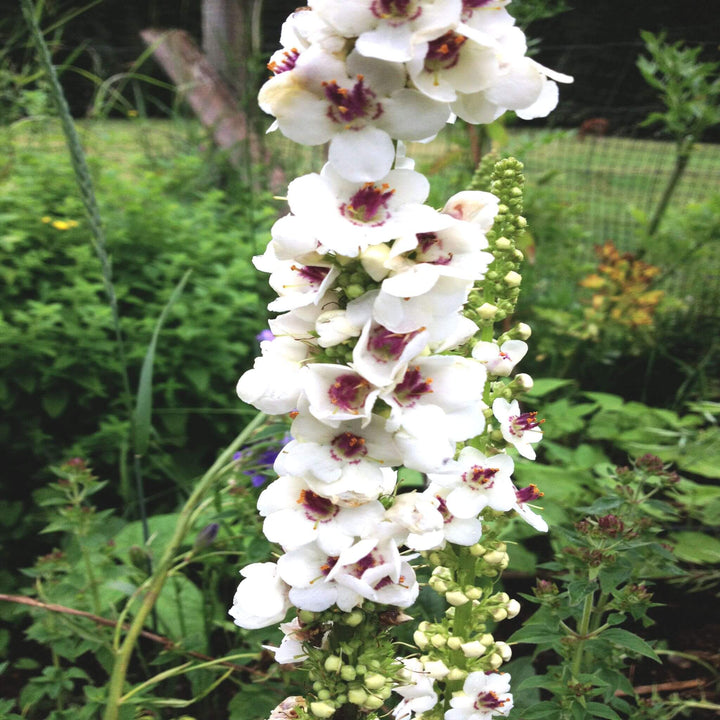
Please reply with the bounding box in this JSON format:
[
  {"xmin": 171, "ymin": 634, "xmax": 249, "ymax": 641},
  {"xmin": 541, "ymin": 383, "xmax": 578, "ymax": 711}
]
[{"xmin": 0, "ymin": 133, "xmax": 275, "ymax": 496}]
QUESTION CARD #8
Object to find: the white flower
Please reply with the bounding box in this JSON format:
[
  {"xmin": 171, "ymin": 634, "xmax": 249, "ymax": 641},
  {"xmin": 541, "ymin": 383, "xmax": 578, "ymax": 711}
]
[
  {"xmin": 374, "ymin": 274, "xmax": 473, "ymax": 341},
  {"xmin": 304, "ymin": 364, "xmax": 380, "ymax": 426},
  {"xmin": 275, "ymin": 411, "xmax": 401, "ymax": 484},
  {"xmin": 472, "ymin": 340, "xmax": 527, "ymax": 376},
  {"xmin": 383, "ymin": 355, "xmax": 487, "ymax": 442},
  {"xmin": 258, "ymin": 474, "xmax": 386, "ymax": 554},
  {"xmin": 352, "ymin": 320, "xmax": 429, "ymax": 387},
  {"xmin": 327, "ymin": 537, "xmax": 420, "ymax": 607},
  {"xmin": 384, "ymin": 491, "xmax": 445, "ymax": 551},
  {"xmin": 393, "ymin": 404, "xmax": 458, "ymax": 474},
  {"xmin": 445, "ymin": 671, "xmax": 513, "ymax": 720},
  {"xmin": 229, "ymin": 563, "xmax": 291, "ymax": 629},
  {"xmin": 393, "ymin": 657, "xmax": 439, "ymax": 720},
  {"xmin": 263, "ymin": 617, "xmax": 308, "ymax": 665},
  {"xmin": 407, "ymin": 28, "xmax": 500, "ymax": 103},
  {"xmin": 424, "ymin": 484, "xmax": 483, "ymax": 545},
  {"xmin": 236, "ymin": 336, "xmax": 309, "ymax": 414},
  {"xmin": 259, "ymin": 48, "xmax": 450, "ymax": 181},
  {"xmin": 492, "ymin": 398, "xmax": 543, "ymax": 460},
  {"xmin": 267, "ymin": 260, "xmax": 340, "ymax": 313},
  {"xmin": 314, "ymin": 0, "xmax": 462, "ymax": 63},
  {"xmin": 277, "ymin": 543, "xmax": 365, "ymax": 612},
  {"xmin": 287, "ymin": 164, "xmax": 447, "ymax": 257},
  {"xmin": 428, "ymin": 446, "xmax": 515, "ymax": 519},
  {"xmin": 513, "ymin": 483, "xmax": 548, "ymax": 532}
]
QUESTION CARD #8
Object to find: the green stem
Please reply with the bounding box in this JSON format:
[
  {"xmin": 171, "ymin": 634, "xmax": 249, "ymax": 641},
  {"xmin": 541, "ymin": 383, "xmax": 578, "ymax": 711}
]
[
  {"xmin": 20, "ymin": 0, "xmax": 134, "ymax": 422},
  {"xmin": 647, "ymin": 140, "xmax": 693, "ymax": 238},
  {"xmin": 80, "ymin": 541, "xmax": 102, "ymax": 617},
  {"xmin": 103, "ymin": 412, "xmax": 267, "ymax": 720},
  {"xmin": 570, "ymin": 591, "xmax": 595, "ymax": 678}
]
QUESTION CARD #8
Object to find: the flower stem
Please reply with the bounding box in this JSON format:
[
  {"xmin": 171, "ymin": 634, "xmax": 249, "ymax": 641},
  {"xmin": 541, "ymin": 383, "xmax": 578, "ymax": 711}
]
[
  {"xmin": 570, "ymin": 591, "xmax": 595, "ymax": 678},
  {"xmin": 103, "ymin": 412, "xmax": 266, "ymax": 720}
]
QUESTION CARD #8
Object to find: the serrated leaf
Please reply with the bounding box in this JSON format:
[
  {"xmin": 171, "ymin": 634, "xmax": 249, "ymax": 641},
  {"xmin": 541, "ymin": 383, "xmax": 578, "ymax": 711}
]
[{"xmin": 602, "ymin": 628, "xmax": 660, "ymax": 662}]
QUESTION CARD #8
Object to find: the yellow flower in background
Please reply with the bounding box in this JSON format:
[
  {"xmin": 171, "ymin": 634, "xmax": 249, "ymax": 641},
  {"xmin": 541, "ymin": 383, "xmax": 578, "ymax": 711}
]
[
  {"xmin": 41, "ymin": 216, "xmax": 52, "ymax": 223},
  {"xmin": 49, "ymin": 219, "xmax": 79, "ymax": 231}
]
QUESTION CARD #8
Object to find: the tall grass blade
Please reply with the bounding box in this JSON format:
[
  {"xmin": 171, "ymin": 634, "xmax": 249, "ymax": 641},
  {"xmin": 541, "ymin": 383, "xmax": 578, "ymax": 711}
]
[{"xmin": 134, "ymin": 270, "xmax": 192, "ymax": 457}]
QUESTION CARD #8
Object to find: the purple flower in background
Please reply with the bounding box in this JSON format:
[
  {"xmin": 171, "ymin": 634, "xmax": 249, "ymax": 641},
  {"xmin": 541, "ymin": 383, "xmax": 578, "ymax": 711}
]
[
  {"xmin": 235, "ymin": 434, "xmax": 292, "ymax": 488},
  {"xmin": 256, "ymin": 329, "xmax": 275, "ymax": 343}
]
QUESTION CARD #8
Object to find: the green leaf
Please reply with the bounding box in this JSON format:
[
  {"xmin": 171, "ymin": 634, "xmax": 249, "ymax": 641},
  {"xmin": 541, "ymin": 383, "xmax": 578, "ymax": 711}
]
[
  {"xmin": 669, "ymin": 531, "xmax": 720, "ymax": 564},
  {"xmin": 41, "ymin": 389, "xmax": 69, "ymax": 418},
  {"xmin": 568, "ymin": 579, "xmax": 596, "ymax": 606},
  {"xmin": 587, "ymin": 702, "xmax": 622, "ymax": 720},
  {"xmin": 525, "ymin": 378, "xmax": 575, "ymax": 399},
  {"xmin": 602, "ymin": 628, "xmax": 660, "ymax": 662},
  {"xmin": 521, "ymin": 701, "xmax": 563, "ymax": 719},
  {"xmin": 133, "ymin": 270, "xmax": 192, "ymax": 456}
]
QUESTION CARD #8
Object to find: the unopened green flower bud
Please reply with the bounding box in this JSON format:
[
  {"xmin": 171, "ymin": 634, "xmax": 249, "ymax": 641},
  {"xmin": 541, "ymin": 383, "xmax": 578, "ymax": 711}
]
[
  {"xmin": 461, "ymin": 641, "xmax": 487, "ymax": 658},
  {"xmin": 495, "ymin": 641, "xmax": 512, "ymax": 661},
  {"xmin": 488, "ymin": 653, "xmax": 503, "ymax": 669},
  {"xmin": 507, "ymin": 599, "xmax": 521, "ymax": 618},
  {"xmin": 514, "ymin": 373, "xmax": 534, "ymax": 391},
  {"xmin": 491, "ymin": 607, "xmax": 508, "ymax": 622},
  {"xmin": 340, "ymin": 665, "xmax": 357, "ymax": 682},
  {"xmin": 418, "ymin": 621, "xmax": 431, "ymax": 632},
  {"xmin": 447, "ymin": 668, "xmax": 467, "ymax": 681},
  {"xmin": 425, "ymin": 660, "xmax": 450, "ymax": 679},
  {"xmin": 447, "ymin": 636, "xmax": 462, "ymax": 650},
  {"xmin": 360, "ymin": 243, "xmax": 391, "ymax": 281},
  {"xmin": 348, "ymin": 688, "xmax": 368, "ymax": 706},
  {"xmin": 298, "ymin": 610, "xmax": 316, "ymax": 624},
  {"xmin": 513, "ymin": 249, "xmax": 524, "ymax": 261},
  {"xmin": 511, "ymin": 186, "xmax": 523, "ymax": 197},
  {"xmin": 480, "ymin": 634, "xmax": 494, "ymax": 646},
  {"xmin": 336, "ymin": 694, "xmax": 347, "ymax": 706},
  {"xmin": 483, "ymin": 550, "xmax": 505, "ymax": 565},
  {"xmin": 378, "ymin": 685, "xmax": 393, "ymax": 700},
  {"xmin": 446, "ymin": 591, "xmax": 469, "ymax": 606},
  {"xmin": 429, "ymin": 577, "xmax": 448, "ymax": 594},
  {"xmin": 310, "ymin": 701, "xmax": 336, "ymax": 718},
  {"xmin": 365, "ymin": 673, "xmax": 386, "ymax": 691},
  {"xmin": 428, "ymin": 551, "xmax": 442, "ymax": 566},
  {"xmin": 470, "ymin": 543, "xmax": 486, "ymax": 556},
  {"xmin": 345, "ymin": 284, "xmax": 365, "ymax": 299},
  {"xmin": 465, "ymin": 587, "xmax": 482, "ymax": 600},
  {"xmin": 324, "ymin": 655, "xmax": 342, "ymax": 673},
  {"xmin": 364, "ymin": 695, "xmax": 384, "ymax": 711},
  {"xmin": 413, "ymin": 631, "xmax": 429, "ymax": 649},
  {"xmin": 504, "ymin": 271, "xmax": 522, "ymax": 287},
  {"xmin": 343, "ymin": 610, "xmax": 364, "ymax": 627},
  {"xmin": 432, "ymin": 566, "xmax": 452, "ymax": 580},
  {"xmin": 477, "ymin": 303, "xmax": 498, "ymax": 320},
  {"xmin": 495, "ymin": 237, "xmax": 512, "ymax": 250},
  {"xmin": 355, "ymin": 664, "xmax": 367, "ymax": 675},
  {"xmin": 496, "ymin": 592, "xmax": 510, "ymax": 603},
  {"xmin": 517, "ymin": 216, "xmax": 527, "ymax": 227},
  {"xmin": 430, "ymin": 633, "xmax": 447, "ymax": 649},
  {"xmin": 317, "ymin": 690, "xmax": 331, "ymax": 701},
  {"xmin": 313, "ymin": 681, "xmax": 323, "ymax": 692}
]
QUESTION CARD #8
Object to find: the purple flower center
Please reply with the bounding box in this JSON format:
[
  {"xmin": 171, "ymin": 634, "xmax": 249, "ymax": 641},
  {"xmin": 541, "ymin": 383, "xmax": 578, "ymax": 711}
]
[
  {"xmin": 462, "ymin": 465, "xmax": 498, "ymax": 489},
  {"xmin": 298, "ymin": 489, "xmax": 339, "ymax": 523},
  {"xmin": 510, "ymin": 411, "xmax": 543, "ymax": 436},
  {"xmin": 330, "ymin": 432, "xmax": 368, "ymax": 462},
  {"xmin": 425, "ymin": 32, "xmax": 467, "ymax": 72},
  {"xmin": 474, "ymin": 691, "xmax": 508, "ymax": 711},
  {"xmin": 368, "ymin": 326, "xmax": 423, "ymax": 363},
  {"xmin": 328, "ymin": 373, "xmax": 372, "ymax": 414},
  {"xmin": 415, "ymin": 231, "xmax": 453, "ymax": 265},
  {"xmin": 294, "ymin": 264, "xmax": 330, "ymax": 286},
  {"xmin": 268, "ymin": 48, "xmax": 299, "ymax": 75},
  {"xmin": 341, "ymin": 182, "xmax": 395, "ymax": 225},
  {"xmin": 515, "ymin": 483, "xmax": 543, "ymax": 504},
  {"xmin": 323, "ymin": 75, "xmax": 383, "ymax": 127},
  {"xmin": 319, "ymin": 556, "xmax": 339, "ymax": 577},
  {"xmin": 371, "ymin": 0, "xmax": 422, "ymax": 21},
  {"xmin": 394, "ymin": 366, "xmax": 433, "ymax": 406},
  {"xmin": 435, "ymin": 494, "xmax": 454, "ymax": 524}
]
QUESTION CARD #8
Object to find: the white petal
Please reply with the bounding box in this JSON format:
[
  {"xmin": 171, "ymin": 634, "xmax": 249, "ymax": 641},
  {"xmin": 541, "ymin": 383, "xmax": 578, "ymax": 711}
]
[{"xmin": 329, "ymin": 127, "xmax": 395, "ymax": 182}]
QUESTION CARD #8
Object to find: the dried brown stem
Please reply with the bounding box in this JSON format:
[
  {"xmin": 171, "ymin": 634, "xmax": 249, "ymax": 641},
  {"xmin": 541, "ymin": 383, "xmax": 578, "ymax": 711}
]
[{"xmin": 0, "ymin": 593, "xmax": 255, "ymax": 674}]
